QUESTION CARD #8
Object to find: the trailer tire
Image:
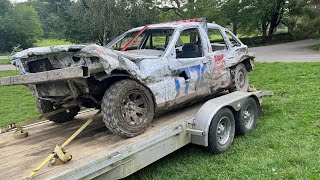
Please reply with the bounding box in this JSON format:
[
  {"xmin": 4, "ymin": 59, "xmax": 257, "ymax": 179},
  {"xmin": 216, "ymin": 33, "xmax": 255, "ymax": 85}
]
[
  {"xmin": 235, "ymin": 97, "xmax": 258, "ymax": 136},
  {"xmin": 101, "ymin": 79, "xmax": 154, "ymax": 138},
  {"xmin": 207, "ymin": 107, "xmax": 235, "ymax": 154},
  {"xmin": 230, "ymin": 63, "xmax": 249, "ymax": 92},
  {"xmin": 36, "ymin": 99, "xmax": 80, "ymax": 123}
]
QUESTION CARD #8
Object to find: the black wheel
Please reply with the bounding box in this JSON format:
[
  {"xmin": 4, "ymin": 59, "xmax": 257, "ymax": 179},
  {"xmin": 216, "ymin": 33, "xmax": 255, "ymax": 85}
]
[
  {"xmin": 36, "ymin": 99, "xmax": 80, "ymax": 123},
  {"xmin": 101, "ymin": 79, "xmax": 154, "ymax": 138},
  {"xmin": 230, "ymin": 63, "xmax": 249, "ymax": 92},
  {"xmin": 207, "ymin": 108, "xmax": 235, "ymax": 154},
  {"xmin": 235, "ymin": 97, "xmax": 258, "ymax": 136}
]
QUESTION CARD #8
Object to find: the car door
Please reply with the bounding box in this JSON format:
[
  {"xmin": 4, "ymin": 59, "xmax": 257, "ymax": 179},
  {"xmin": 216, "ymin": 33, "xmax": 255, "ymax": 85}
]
[
  {"xmin": 207, "ymin": 27, "xmax": 230, "ymax": 78},
  {"xmin": 171, "ymin": 27, "xmax": 211, "ymax": 98},
  {"xmin": 223, "ymin": 30, "xmax": 248, "ymax": 67}
]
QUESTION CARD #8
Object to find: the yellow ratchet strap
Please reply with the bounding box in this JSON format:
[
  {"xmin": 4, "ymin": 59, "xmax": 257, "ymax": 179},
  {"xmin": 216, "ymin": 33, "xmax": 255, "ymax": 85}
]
[{"xmin": 26, "ymin": 110, "xmax": 101, "ymax": 179}]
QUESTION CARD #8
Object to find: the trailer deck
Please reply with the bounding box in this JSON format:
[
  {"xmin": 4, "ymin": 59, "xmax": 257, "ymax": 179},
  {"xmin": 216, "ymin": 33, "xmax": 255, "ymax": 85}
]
[
  {"xmin": 0, "ymin": 91, "xmax": 273, "ymax": 179},
  {"xmin": 0, "ymin": 101, "xmax": 203, "ymax": 179}
]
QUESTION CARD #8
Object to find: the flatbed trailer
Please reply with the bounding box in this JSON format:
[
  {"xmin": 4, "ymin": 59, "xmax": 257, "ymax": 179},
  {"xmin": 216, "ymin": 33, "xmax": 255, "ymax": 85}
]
[{"xmin": 0, "ymin": 91, "xmax": 272, "ymax": 180}]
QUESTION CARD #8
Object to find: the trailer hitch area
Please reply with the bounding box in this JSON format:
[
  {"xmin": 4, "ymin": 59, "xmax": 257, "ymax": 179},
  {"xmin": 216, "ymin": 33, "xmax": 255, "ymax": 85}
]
[{"xmin": 50, "ymin": 145, "xmax": 72, "ymax": 166}]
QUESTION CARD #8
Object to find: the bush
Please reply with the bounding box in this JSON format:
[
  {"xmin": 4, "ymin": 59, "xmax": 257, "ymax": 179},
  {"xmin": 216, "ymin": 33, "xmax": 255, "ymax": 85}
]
[{"xmin": 239, "ymin": 33, "xmax": 302, "ymax": 47}]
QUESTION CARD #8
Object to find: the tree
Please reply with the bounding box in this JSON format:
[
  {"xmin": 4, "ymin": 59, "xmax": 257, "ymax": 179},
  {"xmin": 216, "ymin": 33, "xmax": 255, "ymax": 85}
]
[
  {"xmin": 63, "ymin": 0, "xmax": 160, "ymax": 45},
  {"xmin": 0, "ymin": 3, "xmax": 43, "ymax": 52},
  {"xmin": 26, "ymin": 0, "xmax": 72, "ymax": 38},
  {"xmin": 0, "ymin": 0, "xmax": 11, "ymax": 16}
]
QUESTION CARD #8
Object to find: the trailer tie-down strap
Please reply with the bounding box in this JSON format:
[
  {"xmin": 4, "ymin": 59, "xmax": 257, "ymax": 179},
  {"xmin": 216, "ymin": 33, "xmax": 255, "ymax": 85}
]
[
  {"xmin": 1, "ymin": 107, "xmax": 71, "ymax": 134},
  {"xmin": 26, "ymin": 110, "xmax": 101, "ymax": 179}
]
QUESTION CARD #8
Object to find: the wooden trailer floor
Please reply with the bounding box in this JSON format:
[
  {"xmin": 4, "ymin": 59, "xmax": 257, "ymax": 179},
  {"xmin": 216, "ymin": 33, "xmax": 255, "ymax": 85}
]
[{"xmin": 0, "ymin": 102, "xmax": 204, "ymax": 179}]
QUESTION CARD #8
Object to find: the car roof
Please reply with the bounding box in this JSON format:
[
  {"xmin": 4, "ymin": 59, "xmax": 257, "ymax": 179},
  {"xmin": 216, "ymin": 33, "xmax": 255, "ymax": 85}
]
[{"xmin": 127, "ymin": 18, "xmax": 224, "ymax": 33}]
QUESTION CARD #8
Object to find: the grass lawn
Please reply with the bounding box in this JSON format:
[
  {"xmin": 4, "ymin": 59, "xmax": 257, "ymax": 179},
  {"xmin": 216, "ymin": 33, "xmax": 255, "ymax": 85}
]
[
  {"xmin": 0, "ymin": 63, "xmax": 320, "ymax": 179},
  {"xmin": 0, "ymin": 71, "xmax": 38, "ymax": 126},
  {"xmin": 311, "ymin": 44, "xmax": 320, "ymax": 51},
  {"xmin": 34, "ymin": 38, "xmax": 72, "ymax": 47},
  {"xmin": 0, "ymin": 59, "xmax": 11, "ymax": 65}
]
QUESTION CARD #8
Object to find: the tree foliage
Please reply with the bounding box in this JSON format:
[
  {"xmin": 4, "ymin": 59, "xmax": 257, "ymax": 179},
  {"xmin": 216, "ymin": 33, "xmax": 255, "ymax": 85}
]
[
  {"xmin": 27, "ymin": 0, "xmax": 72, "ymax": 38},
  {"xmin": 62, "ymin": 0, "xmax": 160, "ymax": 45},
  {"xmin": 0, "ymin": 0, "xmax": 319, "ymax": 52},
  {"xmin": 0, "ymin": 1, "xmax": 43, "ymax": 52}
]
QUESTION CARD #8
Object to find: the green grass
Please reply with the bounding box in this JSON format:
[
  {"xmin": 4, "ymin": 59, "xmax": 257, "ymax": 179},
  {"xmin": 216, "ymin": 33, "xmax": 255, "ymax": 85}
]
[
  {"xmin": 34, "ymin": 38, "xmax": 72, "ymax": 47},
  {"xmin": 0, "ymin": 71, "xmax": 38, "ymax": 127},
  {"xmin": 311, "ymin": 44, "xmax": 320, "ymax": 51},
  {"xmin": 1, "ymin": 63, "xmax": 320, "ymax": 179},
  {"xmin": 0, "ymin": 52, "xmax": 10, "ymax": 56},
  {"xmin": 126, "ymin": 62, "xmax": 320, "ymax": 180},
  {"xmin": 0, "ymin": 59, "xmax": 11, "ymax": 65}
]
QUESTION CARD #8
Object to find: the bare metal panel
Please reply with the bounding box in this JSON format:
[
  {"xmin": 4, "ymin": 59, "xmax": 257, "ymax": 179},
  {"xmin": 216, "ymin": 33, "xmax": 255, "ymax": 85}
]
[{"xmin": 0, "ymin": 66, "xmax": 88, "ymax": 86}]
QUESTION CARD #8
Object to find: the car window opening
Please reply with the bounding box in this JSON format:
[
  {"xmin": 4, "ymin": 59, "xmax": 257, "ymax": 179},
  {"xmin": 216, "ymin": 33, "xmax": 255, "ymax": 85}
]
[
  {"xmin": 176, "ymin": 28, "xmax": 204, "ymax": 59},
  {"xmin": 112, "ymin": 28, "xmax": 174, "ymax": 57}
]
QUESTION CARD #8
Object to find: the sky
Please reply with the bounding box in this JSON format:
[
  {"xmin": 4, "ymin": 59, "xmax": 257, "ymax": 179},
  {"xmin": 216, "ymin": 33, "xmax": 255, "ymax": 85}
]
[{"xmin": 10, "ymin": 0, "xmax": 28, "ymax": 3}]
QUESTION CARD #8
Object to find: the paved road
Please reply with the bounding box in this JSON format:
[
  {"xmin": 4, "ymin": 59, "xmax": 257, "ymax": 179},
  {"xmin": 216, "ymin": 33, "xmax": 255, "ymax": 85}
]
[
  {"xmin": 0, "ymin": 64, "xmax": 16, "ymax": 71},
  {"xmin": 250, "ymin": 39, "xmax": 320, "ymax": 62},
  {"xmin": 0, "ymin": 56, "xmax": 9, "ymax": 60},
  {"xmin": 0, "ymin": 39, "xmax": 319, "ymax": 71}
]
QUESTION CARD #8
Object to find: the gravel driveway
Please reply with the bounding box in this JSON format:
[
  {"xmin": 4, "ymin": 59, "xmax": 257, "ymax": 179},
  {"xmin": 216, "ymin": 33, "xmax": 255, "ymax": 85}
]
[{"xmin": 250, "ymin": 39, "xmax": 320, "ymax": 62}]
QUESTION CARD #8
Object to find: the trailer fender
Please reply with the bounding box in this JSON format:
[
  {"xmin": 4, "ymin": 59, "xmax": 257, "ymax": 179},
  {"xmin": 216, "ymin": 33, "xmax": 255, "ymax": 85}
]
[{"xmin": 189, "ymin": 91, "xmax": 261, "ymax": 146}]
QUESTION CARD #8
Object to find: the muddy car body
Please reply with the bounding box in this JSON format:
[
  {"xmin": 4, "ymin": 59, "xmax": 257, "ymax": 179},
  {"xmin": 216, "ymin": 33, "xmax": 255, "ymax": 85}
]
[{"xmin": 1, "ymin": 18, "xmax": 255, "ymax": 137}]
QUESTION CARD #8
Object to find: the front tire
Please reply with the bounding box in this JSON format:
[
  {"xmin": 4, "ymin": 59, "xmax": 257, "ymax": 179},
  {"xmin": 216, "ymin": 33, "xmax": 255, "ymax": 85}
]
[
  {"xmin": 101, "ymin": 79, "xmax": 155, "ymax": 138},
  {"xmin": 36, "ymin": 99, "xmax": 80, "ymax": 123},
  {"xmin": 207, "ymin": 108, "xmax": 235, "ymax": 154}
]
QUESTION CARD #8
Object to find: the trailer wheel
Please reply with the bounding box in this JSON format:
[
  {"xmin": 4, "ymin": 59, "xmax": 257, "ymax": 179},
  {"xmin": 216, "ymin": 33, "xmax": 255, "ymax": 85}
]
[
  {"xmin": 235, "ymin": 97, "xmax": 258, "ymax": 136},
  {"xmin": 207, "ymin": 108, "xmax": 235, "ymax": 154},
  {"xmin": 36, "ymin": 99, "xmax": 80, "ymax": 123},
  {"xmin": 231, "ymin": 63, "xmax": 249, "ymax": 92},
  {"xmin": 101, "ymin": 79, "xmax": 154, "ymax": 138}
]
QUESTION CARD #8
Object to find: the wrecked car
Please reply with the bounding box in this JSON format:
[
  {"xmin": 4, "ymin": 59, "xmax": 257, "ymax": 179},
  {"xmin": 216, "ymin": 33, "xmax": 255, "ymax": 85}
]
[{"xmin": 1, "ymin": 18, "xmax": 255, "ymax": 137}]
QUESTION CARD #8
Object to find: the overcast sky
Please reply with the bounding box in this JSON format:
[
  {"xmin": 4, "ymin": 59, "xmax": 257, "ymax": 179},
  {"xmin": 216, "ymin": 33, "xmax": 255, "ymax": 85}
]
[{"xmin": 10, "ymin": 0, "xmax": 28, "ymax": 3}]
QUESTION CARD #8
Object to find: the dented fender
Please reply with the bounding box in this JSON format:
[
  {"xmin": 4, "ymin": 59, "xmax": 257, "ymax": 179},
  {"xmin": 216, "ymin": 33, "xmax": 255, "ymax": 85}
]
[{"xmin": 75, "ymin": 44, "xmax": 143, "ymax": 81}]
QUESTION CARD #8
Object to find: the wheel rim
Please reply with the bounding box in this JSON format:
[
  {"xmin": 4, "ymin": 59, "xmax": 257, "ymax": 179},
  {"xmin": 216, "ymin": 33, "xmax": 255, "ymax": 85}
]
[
  {"xmin": 121, "ymin": 90, "xmax": 148, "ymax": 126},
  {"xmin": 236, "ymin": 70, "xmax": 245, "ymax": 88},
  {"xmin": 216, "ymin": 116, "xmax": 232, "ymax": 145},
  {"xmin": 243, "ymin": 104, "xmax": 255, "ymax": 129}
]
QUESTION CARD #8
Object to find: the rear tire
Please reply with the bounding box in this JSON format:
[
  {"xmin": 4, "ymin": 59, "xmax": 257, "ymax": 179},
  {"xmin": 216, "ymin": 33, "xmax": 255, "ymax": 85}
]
[
  {"xmin": 36, "ymin": 99, "xmax": 80, "ymax": 123},
  {"xmin": 230, "ymin": 63, "xmax": 249, "ymax": 92},
  {"xmin": 207, "ymin": 108, "xmax": 235, "ymax": 154},
  {"xmin": 235, "ymin": 97, "xmax": 258, "ymax": 136},
  {"xmin": 101, "ymin": 79, "xmax": 154, "ymax": 138}
]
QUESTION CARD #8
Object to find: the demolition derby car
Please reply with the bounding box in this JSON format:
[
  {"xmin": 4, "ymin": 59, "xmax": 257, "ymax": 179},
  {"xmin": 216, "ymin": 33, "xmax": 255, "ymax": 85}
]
[{"xmin": 1, "ymin": 18, "xmax": 255, "ymax": 137}]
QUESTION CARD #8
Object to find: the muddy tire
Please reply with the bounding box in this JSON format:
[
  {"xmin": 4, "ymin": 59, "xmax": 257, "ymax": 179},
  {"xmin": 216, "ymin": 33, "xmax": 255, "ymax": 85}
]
[
  {"xmin": 36, "ymin": 99, "xmax": 80, "ymax": 123},
  {"xmin": 235, "ymin": 97, "xmax": 258, "ymax": 136},
  {"xmin": 101, "ymin": 79, "xmax": 154, "ymax": 138},
  {"xmin": 207, "ymin": 108, "xmax": 235, "ymax": 154},
  {"xmin": 230, "ymin": 63, "xmax": 249, "ymax": 92}
]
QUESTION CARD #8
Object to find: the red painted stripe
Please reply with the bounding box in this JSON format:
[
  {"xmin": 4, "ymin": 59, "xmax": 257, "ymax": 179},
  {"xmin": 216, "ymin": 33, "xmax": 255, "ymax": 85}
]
[{"xmin": 121, "ymin": 26, "xmax": 148, "ymax": 52}]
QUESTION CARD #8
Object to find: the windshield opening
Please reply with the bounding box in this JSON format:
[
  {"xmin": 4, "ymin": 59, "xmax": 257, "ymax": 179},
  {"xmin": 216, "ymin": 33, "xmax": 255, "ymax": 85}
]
[{"xmin": 112, "ymin": 29, "xmax": 174, "ymax": 53}]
